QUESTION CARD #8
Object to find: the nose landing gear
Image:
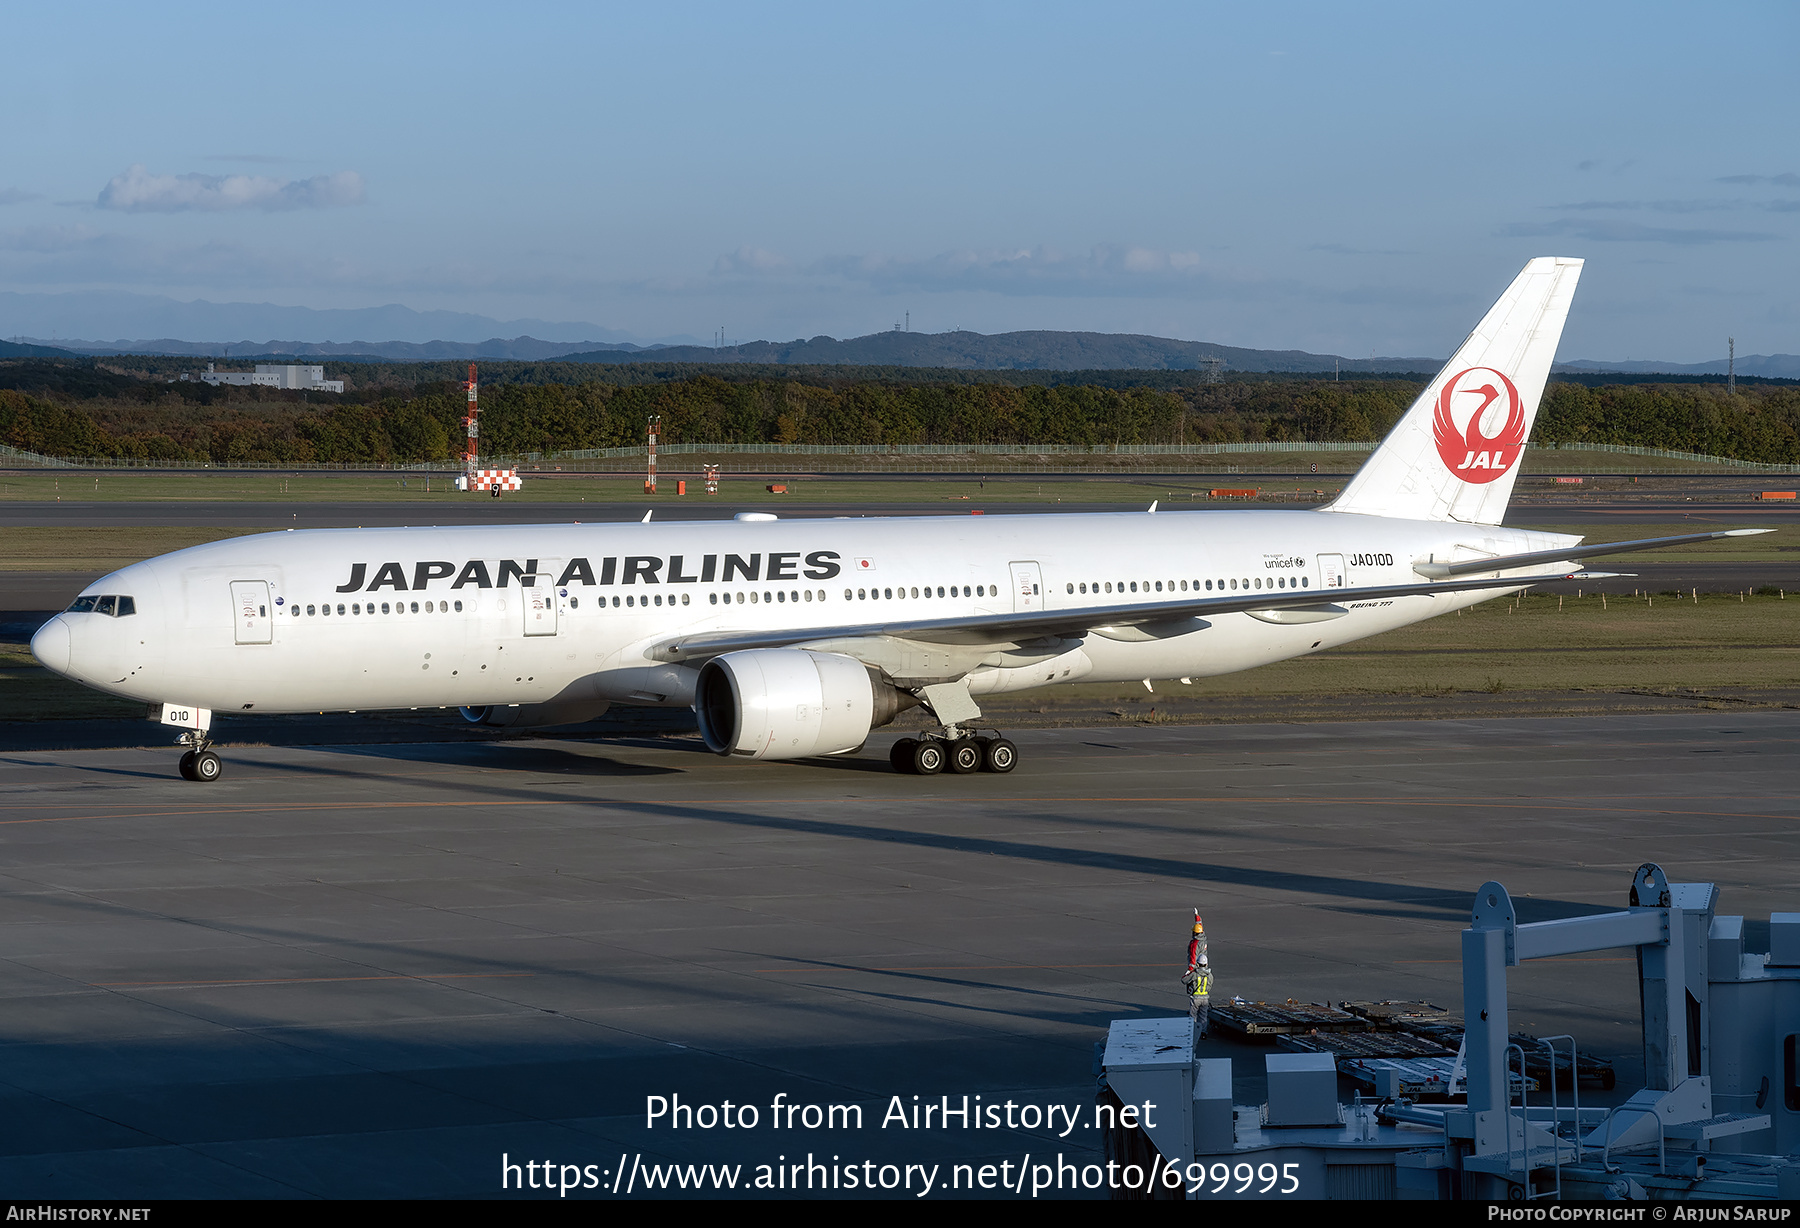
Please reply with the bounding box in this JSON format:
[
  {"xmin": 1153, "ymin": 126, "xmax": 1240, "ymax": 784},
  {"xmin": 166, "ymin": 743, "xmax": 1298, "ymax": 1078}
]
[
  {"xmin": 173, "ymin": 727, "xmax": 222, "ymax": 782},
  {"xmin": 178, "ymin": 746, "xmax": 223, "ymax": 782}
]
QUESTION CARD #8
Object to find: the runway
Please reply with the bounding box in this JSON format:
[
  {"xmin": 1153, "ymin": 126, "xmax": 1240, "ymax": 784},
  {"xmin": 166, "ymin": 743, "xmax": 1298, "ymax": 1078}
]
[{"xmin": 1, "ymin": 714, "xmax": 1794, "ymax": 1197}]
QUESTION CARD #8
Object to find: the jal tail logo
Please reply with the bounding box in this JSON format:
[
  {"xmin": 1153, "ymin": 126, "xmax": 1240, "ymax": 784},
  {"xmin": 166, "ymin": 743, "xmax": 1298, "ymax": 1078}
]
[{"xmin": 1432, "ymin": 367, "xmax": 1526, "ymax": 484}]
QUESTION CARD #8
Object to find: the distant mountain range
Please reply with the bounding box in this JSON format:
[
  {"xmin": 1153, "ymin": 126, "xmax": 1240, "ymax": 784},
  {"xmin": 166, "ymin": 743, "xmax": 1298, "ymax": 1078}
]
[
  {"xmin": 1556, "ymin": 355, "xmax": 1800, "ymax": 379},
  {"xmin": 7, "ymin": 329, "xmax": 1442, "ymax": 373},
  {"xmin": 4, "ymin": 336, "xmax": 647, "ymax": 362},
  {"xmin": 3, "ymin": 316, "xmax": 1792, "ymax": 379},
  {"xmin": 0, "ymin": 289, "xmax": 671, "ymax": 350},
  {"xmin": 556, "ymin": 330, "xmax": 1443, "ymax": 373}
]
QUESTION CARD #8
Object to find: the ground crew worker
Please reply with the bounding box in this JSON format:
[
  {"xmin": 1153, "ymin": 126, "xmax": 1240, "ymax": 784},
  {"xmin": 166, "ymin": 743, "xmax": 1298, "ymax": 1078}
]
[{"xmin": 1184, "ymin": 911, "xmax": 1212, "ymax": 1038}]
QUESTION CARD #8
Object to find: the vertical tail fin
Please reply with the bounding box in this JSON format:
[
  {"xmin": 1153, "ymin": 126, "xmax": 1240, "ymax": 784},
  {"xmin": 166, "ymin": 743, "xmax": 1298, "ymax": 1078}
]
[{"xmin": 1325, "ymin": 256, "xmax": 1583, "ymax": 525}]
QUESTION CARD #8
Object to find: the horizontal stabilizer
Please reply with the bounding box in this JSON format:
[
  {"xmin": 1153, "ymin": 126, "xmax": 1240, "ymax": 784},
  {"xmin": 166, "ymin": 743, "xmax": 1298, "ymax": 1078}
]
[{"xmin": 1411, "ymin": 528, "xmax": 1770, "ymax": 579}]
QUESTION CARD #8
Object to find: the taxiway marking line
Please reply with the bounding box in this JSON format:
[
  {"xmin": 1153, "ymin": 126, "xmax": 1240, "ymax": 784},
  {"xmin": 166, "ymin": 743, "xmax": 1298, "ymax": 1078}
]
[
  {"xmin": 1396, "ymin": 950, "xmax": 1641, "ymax": 957},
  {"xmin": 94, "ymin": 972, "xmax": 536, "ymax": 988},
  {"xmin": 752, "ymin": 962, "xmax": 1171, "ymax": 973}
]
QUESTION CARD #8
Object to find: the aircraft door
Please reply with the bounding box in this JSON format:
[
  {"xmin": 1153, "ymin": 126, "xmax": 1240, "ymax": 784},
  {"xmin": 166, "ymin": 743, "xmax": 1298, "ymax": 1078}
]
[
  {"xmin": 230, "ymin": 580, "xmax": 273, "ymax": 644},
  {"xmin": 1009, "ymin": 561, "xmax": 1043, "ymax": 612},
  {"xmin": 1318, "ymin": 554, "xmax": 1346, "ymax": 589},
  {"xmin": 523, "ymin": 584, "xmax": 558, "ymax": 636}
]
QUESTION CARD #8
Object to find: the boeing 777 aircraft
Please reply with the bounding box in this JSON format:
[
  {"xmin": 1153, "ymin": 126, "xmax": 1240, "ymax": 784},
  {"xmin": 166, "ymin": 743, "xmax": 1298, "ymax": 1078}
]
[{"xmin": 30, "ymin": 257, "xmax": 1766, "ymax": 780}]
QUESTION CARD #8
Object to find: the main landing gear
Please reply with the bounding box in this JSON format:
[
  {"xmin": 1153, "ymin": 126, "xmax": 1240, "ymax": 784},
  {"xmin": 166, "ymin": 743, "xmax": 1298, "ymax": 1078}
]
[
  {"xmin": 888, "ymin": 729, "xmax": 1018, "ymax": 776},
  {"xmin": 175, "ymin": 731, "xmax": 222, "ymax": 782}
]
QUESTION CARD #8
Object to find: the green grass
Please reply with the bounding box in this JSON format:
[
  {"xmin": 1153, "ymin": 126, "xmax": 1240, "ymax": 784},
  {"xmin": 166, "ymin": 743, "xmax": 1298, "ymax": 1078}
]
[
  {"xmin": 1528, "ymin": 522, "xmax": 1798, "ymax": 563},
  {"xmin": 0, "ymin": 440, "xmax": 1792, "ymax": 504},
  {"xmin": 0, "ymin": 643, "xmax": 148, "ymax": 720},
  {"xmin": 0, "ymin": 526, "xmax": 267, "ymax": 571},
  {"xmin": 0, "ymin": 471, "xmax": 1320, "ymax": 504},
  {"xmin": 1174, "ymin": 589, "xmax": 1800, "ymax": 698}
]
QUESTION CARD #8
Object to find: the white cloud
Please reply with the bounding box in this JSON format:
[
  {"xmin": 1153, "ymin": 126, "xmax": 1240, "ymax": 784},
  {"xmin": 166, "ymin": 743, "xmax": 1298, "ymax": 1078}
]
[
  {"xmin": 712, "ymin": 245, "xmax": 791, "ymax": 274},
  {"xmin": 97, "ymin": 165, "xmax": 366, "ymax": 212}
]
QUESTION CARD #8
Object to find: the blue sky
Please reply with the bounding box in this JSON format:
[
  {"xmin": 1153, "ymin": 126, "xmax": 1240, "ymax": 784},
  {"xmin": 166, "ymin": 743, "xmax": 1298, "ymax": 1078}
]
[{"xmin": 2, "ymin": 1, "xmax": 1795, "ymax": 359}]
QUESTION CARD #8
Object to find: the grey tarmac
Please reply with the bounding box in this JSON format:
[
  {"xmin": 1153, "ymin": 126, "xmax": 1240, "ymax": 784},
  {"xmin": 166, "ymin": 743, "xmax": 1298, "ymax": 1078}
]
[{"xmin": 0, "ymin": 713, "xmax": 1794, "ymax": 1197}]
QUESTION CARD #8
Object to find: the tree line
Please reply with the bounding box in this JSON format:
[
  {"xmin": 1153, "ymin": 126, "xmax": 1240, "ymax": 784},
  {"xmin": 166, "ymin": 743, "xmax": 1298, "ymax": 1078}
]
[{"xmin": 2, "ymin": 358, "xmax": 1797, "ymax": 466}]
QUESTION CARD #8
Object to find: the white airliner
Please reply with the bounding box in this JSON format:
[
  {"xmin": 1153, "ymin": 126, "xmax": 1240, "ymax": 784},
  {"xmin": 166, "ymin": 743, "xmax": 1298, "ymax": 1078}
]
[{"xmin": 30, "ymin": 257, "xmax": 1765, "ymax": 781}]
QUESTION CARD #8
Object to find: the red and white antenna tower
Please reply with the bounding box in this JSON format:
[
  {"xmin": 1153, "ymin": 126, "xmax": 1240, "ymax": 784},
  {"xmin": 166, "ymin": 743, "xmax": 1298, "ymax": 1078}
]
[
  {"xmin": 463, "ymin": 362, "xmax": 479, "ymax": 477},
  {"xmin": 645, "ymin": 414, "xmax": 662, "ymax": 494}
]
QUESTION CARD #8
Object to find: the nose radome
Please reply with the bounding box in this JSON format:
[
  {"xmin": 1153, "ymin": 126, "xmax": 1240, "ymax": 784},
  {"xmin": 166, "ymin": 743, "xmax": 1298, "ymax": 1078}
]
[{"xmin": 31, "ymin": 615, "xmax": 71, "ymax": 675}]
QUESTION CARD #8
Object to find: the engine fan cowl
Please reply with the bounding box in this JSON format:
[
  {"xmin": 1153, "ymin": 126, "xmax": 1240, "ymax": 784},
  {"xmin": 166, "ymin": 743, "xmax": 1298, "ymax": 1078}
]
[{"xmin": 695, "ymin": 649, "xmax": 908, "ymax": 759}]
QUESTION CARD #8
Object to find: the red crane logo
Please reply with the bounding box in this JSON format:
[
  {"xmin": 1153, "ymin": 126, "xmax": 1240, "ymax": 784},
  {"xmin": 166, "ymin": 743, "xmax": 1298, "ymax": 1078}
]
[{"xmin": 1432, "ymin": 366, "xmax": 1526, "ymax": 484}]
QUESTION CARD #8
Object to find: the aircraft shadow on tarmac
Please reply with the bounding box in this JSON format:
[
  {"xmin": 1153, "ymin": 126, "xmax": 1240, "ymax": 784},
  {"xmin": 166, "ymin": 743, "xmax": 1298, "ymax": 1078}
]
[
  {"xmin": 331, "ymin": 739, "xmax": 684, "ymax": 777},
  {"xmin": 188, "ymin": 736, "xmax": 1634, "ymax": 928}
]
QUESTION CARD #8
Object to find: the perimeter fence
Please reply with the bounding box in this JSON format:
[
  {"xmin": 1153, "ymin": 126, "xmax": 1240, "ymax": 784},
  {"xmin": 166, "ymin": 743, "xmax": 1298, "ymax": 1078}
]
[{"xmin": 3, "ymin": 439, "xmax": 1800, "ymax": 475}]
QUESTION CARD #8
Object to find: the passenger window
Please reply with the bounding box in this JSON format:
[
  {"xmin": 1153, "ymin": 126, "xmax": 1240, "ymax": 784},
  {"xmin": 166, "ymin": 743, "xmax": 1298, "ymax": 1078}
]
[
  {"xmin": 337, "ymin": 604, "xmax": 346, "ymax": 615},
  {"xmin": 455, "ymin": 600, "xmax": 463, "ymax": 611},
  {"xmin": 711, "ymin": 593, "xmax": 719, "ymax": 605}
]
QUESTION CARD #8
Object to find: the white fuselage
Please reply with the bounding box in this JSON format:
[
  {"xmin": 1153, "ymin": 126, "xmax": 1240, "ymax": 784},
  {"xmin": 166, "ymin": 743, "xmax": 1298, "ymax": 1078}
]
[{"xmin": 35, "ymin": 508, "xmax": 1568, "ymax": 718}]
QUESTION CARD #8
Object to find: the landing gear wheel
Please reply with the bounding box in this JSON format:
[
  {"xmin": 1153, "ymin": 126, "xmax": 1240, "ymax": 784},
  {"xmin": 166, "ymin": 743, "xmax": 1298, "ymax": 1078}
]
[
  {"xmin": 948, "ymin": 738, "xmax": 982, "ymax": 774},
  {"xmin": 910, "ymin": 739, "xmax": 945, "ymax": 775},
  {"xmin": 191, "ymin": 750, "xmax": 223, "ymax": 782},
  {"xmin": 889, "ymin": 738, "xmax": 919, "ymax": 774},
  {"xmin": 982, "ymin": 738, "xmax": 1018, "ymax": 773},
  {"xmin": 178, "ymin": 751, "xmax": 198, "ymax": 781}
]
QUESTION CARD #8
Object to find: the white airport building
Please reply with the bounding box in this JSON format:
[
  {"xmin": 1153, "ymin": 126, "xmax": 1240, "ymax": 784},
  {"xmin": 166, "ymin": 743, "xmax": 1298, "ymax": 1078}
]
[{"xmin": 194, "ymin": 363, "xmax": 345, "ymax": 393}]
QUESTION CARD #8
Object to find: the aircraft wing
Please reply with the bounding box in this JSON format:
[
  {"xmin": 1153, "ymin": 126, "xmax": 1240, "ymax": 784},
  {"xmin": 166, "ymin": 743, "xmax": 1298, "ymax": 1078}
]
[
  {"xmin": 649, "ymin": 570, "xmax": 1578, "ymax": 664},
  {"xmin": 1411, "ymin": 528, "xmax": 1770, "ymax": 578}
]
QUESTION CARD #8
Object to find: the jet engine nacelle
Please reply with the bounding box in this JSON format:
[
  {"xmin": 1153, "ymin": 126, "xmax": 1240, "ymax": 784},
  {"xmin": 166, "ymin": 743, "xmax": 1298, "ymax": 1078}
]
[
  {"xmin": 695, "ymin": 649, "xmax": 916, "ymax": 760},
  {"xmin": 460, "ymin": 700, "xmax": 612, "ymax": 729}
]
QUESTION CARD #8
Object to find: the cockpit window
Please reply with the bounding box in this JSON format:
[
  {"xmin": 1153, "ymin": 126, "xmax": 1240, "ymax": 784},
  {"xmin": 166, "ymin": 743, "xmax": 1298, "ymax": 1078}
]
[{"xmin": 65, "ymin": 594, "xmax": 136, "ymax": 616}]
